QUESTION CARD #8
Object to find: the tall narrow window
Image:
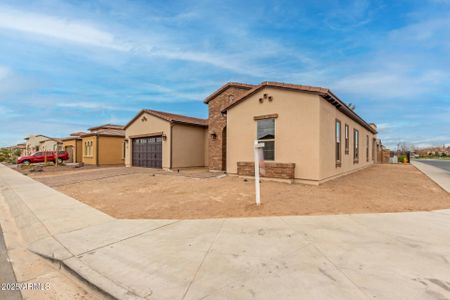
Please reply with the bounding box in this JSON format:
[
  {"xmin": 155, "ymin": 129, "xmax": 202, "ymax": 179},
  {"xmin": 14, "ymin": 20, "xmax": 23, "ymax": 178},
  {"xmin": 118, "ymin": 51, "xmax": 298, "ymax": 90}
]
[
  {"xmin": 257, "ymin": 118, "xmax": 275, "ymax": 160},
  {"xmin": 366, "ymin": 135, "xmax": 369, "ymax": 162},
  {"xmin": 344, "ymin": 124, "xmax": 349, "ymax": 154},
  {"xmin": 372, "ymin": 138, "xmax": 375, "ymax": 161},
  {"xmin": 353, "ymin": 129, "xmax": 359, "ymax": 163},
  {"xmin": 336, "ymin": 119, "xmax": 341, "ymax": 167},
  {"xmin": 86, "ymin": 141, "xmax": 93, "ymax": 157}
]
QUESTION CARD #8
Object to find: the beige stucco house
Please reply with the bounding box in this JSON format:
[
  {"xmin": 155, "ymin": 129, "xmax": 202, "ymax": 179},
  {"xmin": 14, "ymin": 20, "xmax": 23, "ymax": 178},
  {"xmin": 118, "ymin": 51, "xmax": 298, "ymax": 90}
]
[
  {"xmin": 39, "ymin": 138, "xmax": 63, "ymax": 152},
  {"xmin": 80, "ymin": 124, "xmax": 125, "ymax": 166},
  {"xmin": 124, "ymin": 81, "xmax": 378, "ymax": 184},
  {"xmin": 24, "ymin": 135, "xmax": 50, "ymax": 155}
]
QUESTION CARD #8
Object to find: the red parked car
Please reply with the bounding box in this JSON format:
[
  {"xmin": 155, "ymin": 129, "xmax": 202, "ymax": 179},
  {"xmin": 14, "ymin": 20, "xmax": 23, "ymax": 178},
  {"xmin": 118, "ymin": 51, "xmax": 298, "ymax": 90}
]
[{"xmin": 16, "ymin": 151, "xmax": 69, "ymax": 165}]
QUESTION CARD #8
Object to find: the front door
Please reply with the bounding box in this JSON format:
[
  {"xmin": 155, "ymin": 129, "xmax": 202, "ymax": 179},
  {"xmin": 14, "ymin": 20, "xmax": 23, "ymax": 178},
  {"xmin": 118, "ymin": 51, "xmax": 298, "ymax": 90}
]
[{"xmin": 132, "ymin": 137, "xmax": 162, "ymax": 168}]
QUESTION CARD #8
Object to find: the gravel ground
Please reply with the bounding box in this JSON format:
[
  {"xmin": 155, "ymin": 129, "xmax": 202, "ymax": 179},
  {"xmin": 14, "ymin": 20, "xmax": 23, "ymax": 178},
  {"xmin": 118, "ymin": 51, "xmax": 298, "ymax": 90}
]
[
  {"xmin": 31, "ymin": 166, "xmax": 218, "ymax": 187},
  {"xmin": 34, "ymin": 164, "xmax": 450, "ymax": 219}
]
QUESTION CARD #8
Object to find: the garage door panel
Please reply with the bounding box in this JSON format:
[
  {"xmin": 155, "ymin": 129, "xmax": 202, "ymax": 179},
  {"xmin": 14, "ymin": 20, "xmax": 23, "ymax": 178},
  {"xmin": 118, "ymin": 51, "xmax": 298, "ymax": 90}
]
[{"xmin": 132, "ymin": 136, "xmax": 162, "ymax": 168}]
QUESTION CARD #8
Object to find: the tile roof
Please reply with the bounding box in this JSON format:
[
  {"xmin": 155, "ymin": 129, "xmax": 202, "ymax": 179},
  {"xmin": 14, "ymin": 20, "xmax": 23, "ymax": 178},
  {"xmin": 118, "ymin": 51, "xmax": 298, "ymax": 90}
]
[
  {"xmin": 88, "ymin": 124, "xmax": 125, "ymax": 132},
  {"xmin": 125, "ymin": 109, "xmax": 208, "ymax": 129},
  {"xmin": 24, "ymin": 134, "xmax": 50, "ymax": 140},
  {"xmin": 61, "ymin": 136, "xmax": 82, "ymax": 141},
  {"xmin": 80, "ymin": 128, "xmax": 125, "ymax": 137},
  {"xmin": 221, "ymin": 81, "xmax": 377, "ymax": 134},
  {"xmin": 144, "ymin": 109, "xmax": 208, "ymax": 126},
  {"xmin": 39, "ymin": 137, "xmax": 63, "ymax": 143},
  {"xmin": 203, "ymin": 82, "xmax": 256, "ymax": 103},
  {"xmin": 70, "ymin": 132, "xmax": 86, "ymax": 137}
]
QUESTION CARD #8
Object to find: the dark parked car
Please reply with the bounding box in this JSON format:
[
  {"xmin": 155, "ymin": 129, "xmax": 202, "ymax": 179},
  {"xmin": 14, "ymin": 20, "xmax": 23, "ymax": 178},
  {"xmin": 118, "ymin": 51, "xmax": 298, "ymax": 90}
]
[{"xmin": 16, "ymin": 151, "xmax": 69, "ymax": 165}]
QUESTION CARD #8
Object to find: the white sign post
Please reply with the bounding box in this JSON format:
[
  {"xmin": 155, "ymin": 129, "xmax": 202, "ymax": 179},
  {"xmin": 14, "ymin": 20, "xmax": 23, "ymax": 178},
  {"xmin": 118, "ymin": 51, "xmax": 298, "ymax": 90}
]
[{"xmin": 254, "ymin": 141, "xmax": 265, "ymax": 206}]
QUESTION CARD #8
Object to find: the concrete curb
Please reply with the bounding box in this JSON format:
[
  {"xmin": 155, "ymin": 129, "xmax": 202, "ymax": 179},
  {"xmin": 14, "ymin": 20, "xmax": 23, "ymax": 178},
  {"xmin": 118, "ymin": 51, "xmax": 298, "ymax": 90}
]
[{"xmin": 411, "ymin": 160, "xmax": 450, "ymax": 193}]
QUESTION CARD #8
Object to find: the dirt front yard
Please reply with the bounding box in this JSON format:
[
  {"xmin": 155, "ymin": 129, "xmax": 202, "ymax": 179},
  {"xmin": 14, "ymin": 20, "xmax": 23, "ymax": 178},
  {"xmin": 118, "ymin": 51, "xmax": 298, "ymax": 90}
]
[{"xmin": 33, "ymin": 164, "xmax": 450, "ymax": 219}]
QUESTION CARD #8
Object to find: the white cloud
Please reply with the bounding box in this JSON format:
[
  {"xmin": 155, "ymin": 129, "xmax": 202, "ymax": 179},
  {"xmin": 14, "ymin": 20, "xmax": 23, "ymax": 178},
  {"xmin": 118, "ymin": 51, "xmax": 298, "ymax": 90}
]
[
  {"xmin": 0, "ymin": 6, "xmax": 253, "ymax": 74},
  {"xmin": 388, "ymin": 16, "xmax": 450, "ymax": 46},
  {"xmin": 0, "ymin": 105, "xmax": 11, "ymax": 114},
  {"xmin": 376, "ymin": 123, "xmax": 394, "ymax": 130},
  {"xmin": 0, "ymin": 6, "xmax": 313, "ymax": 77},
  {"xmin": 0, "ymin": 66, "xmax": 41, "ymax": 96},
  {"xmin": 331, "ymin": 69, "xmax": 447, "ymax": 99},
  {"xmin": 136, "ymin": 82, "xmax": 213, "ymax": 102},
  {"xmin": 0, "ymin": 66, "xmax": 9, "ymax": 80},
  {"xmin": 0, "ymin": 6, "xmax": 130, "ymax": 51},
  {"xmin": 56, "ymin": 102, "xmax": 136, "ymax": 112}
]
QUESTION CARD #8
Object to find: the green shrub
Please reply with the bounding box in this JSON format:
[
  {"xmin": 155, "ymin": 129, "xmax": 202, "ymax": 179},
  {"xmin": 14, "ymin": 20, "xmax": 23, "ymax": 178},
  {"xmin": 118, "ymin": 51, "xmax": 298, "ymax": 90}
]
[{"xmin": 398, "ymin": 155, "xmax": 407, "ymax": 163}]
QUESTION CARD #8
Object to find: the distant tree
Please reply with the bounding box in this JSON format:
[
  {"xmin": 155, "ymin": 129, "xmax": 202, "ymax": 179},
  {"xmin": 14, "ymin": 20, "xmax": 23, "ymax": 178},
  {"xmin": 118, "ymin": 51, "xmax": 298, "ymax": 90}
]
[{"xmin": 397, "ymin": 142, "xmax": 410, "ymax": 153}]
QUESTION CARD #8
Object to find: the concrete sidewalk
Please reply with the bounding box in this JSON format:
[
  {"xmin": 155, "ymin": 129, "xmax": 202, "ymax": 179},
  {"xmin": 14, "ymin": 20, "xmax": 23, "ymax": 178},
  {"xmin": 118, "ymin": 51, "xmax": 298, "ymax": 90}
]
[
  {"xmin": 412, "ymin": 160, "xmax": 450, "ymax": 193},
  {"xmin": 1, "ymin": 163, "xmax": 450, "ymax": 299}
]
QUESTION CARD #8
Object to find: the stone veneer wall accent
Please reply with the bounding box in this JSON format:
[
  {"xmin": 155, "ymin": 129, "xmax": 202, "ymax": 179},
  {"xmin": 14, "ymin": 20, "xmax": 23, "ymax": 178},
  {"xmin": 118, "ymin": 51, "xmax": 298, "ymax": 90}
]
[
  {"xmin": 237, "ymin": 162, "xmax": 296, "ymax": 179},
  {"xmin": 381, "ymin": 149, "xmax": 391, "ymax": 164},
  {"xmin": 208, "ymin": 87, "xmax": 252, "ymax": 171}
]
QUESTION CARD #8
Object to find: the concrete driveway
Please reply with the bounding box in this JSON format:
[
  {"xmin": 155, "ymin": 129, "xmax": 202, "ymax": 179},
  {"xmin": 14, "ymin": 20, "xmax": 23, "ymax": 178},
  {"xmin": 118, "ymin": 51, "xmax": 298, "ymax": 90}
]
[{"xmin": 1, "ymin": 163, "xmax": 450, "ymax": 299}]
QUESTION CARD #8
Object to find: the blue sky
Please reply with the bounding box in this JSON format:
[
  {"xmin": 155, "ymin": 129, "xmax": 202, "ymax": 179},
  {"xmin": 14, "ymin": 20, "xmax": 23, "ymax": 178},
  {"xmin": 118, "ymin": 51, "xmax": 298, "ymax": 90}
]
[{"xmin": 0, "ymin": 0, "xmax": 449, "ymax": 149}]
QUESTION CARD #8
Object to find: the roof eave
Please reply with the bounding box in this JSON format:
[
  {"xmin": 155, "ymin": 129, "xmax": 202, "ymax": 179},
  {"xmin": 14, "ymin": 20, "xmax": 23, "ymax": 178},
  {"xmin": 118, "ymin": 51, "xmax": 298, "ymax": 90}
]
[
  {"xmin": 81, "ymin": 133, "xmax": 125, "ymax": 138},
  {"xmin": 321, "ymin": 92, "xmax": 377, "ymax": 134},
  {"xmin": 172, "ymin": 120, "xmax": 208, "ymax": 127}
]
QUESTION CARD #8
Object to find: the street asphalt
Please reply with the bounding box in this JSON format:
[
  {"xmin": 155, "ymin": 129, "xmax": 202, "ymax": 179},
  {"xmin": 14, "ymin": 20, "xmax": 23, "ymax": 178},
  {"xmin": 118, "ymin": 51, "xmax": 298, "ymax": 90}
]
[
  {"xmin": 0, "ymin": 224, "xmax": 22, "ymax": 300},
  {"xmin": 416, "ymin": 159, "xmax": 450, "ymax": 172}
]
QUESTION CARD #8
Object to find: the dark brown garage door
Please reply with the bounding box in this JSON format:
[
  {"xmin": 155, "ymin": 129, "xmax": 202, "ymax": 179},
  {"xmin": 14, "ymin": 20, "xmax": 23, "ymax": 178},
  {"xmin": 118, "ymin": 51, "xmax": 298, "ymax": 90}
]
[{"xmin": 132, "ymin": 136, "xmax": 162, "ymax": 168}]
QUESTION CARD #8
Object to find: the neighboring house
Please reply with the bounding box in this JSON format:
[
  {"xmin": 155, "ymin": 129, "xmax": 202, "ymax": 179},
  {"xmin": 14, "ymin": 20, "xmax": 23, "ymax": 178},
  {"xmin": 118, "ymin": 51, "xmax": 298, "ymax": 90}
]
[
  {"xmin": 39, "ymin": 138, "xmax": 63, "ymax": 152},
  {"xmin": 24, "ymin": 135, "xmax": 50, "ymax": 155},
  {"xmin": 3, "ymin": 144, "xmax": 26, "ymax": 156},
  {"xmin": 124, "ymin": 110, "xmax": 208, "ymax": 169},
  {"xmin": 80, "ymin": 124, "xmax": 125, "ymax": 166},
  {"xmin": 124, "ymin": 81, "xmax": 378, "ymax": 184},
  {"xmin": 16, "ymin": 143, "xmax": 26, "ymax": 156},
  {"xmin": 62, "ymin": 132, "xmax": 85, "ymax": 163}
]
